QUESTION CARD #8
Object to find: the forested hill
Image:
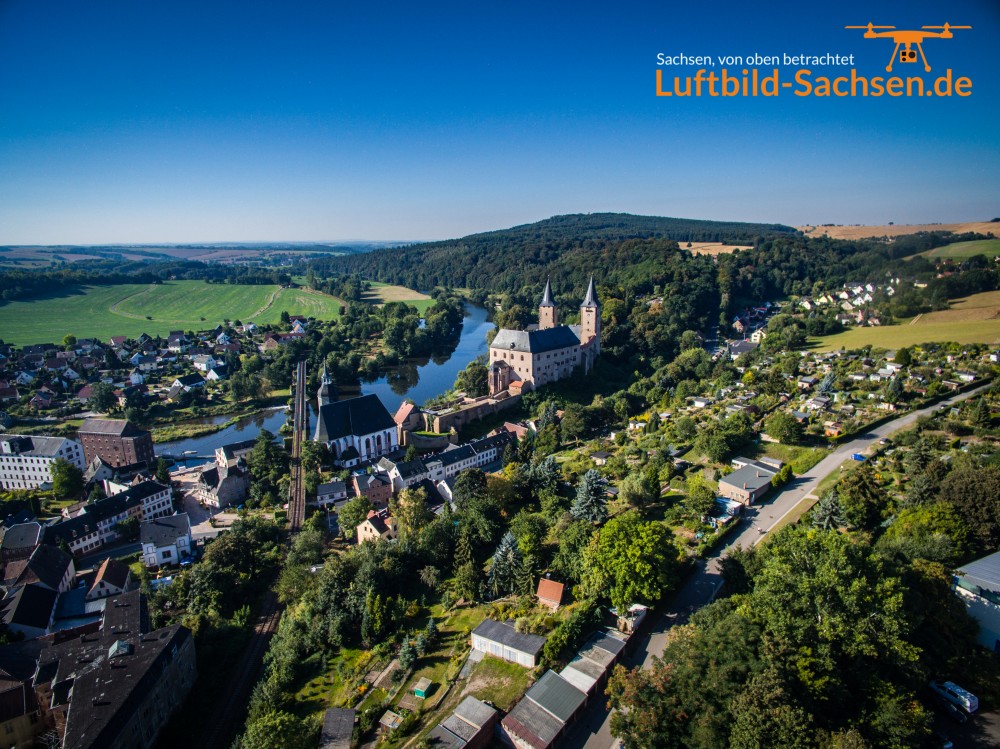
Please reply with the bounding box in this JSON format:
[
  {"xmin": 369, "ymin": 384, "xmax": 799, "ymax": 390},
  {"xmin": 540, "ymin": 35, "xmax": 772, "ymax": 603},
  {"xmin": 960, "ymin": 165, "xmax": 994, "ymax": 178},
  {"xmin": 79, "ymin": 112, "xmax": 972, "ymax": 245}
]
[{"xmin": 321, "ymin": 213, "xmax": 797, "ymax": 293}]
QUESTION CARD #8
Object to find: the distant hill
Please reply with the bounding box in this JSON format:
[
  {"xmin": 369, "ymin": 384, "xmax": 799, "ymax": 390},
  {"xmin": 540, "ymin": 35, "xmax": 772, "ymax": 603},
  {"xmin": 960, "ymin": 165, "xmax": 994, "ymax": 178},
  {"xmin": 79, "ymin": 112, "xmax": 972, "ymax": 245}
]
[
  {"xmin": 799, "ymin": 220, "xmax": 999, "ymax": 241},
  {"xmin": 325, "ymin": 213, "xmax": 798, "ymax": 293}
]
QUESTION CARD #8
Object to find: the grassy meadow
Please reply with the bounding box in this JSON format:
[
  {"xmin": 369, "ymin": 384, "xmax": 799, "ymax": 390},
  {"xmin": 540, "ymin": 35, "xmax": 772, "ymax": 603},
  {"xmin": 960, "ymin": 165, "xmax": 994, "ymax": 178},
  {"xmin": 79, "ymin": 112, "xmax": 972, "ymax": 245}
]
[
  {"xmin": 917, "ymin": 238, "xmax": 1000, "ymax": 259},
  {"xmin": 0, "ymin": 281, "xmax": 343, "ymax": 346},
  {"xmin": 362, "ymin": 281, "xmax": 434, "ymax": 314},
  {"xmin": 811, "ymin": 290, "xmax": 1000, "ymax": 351}
]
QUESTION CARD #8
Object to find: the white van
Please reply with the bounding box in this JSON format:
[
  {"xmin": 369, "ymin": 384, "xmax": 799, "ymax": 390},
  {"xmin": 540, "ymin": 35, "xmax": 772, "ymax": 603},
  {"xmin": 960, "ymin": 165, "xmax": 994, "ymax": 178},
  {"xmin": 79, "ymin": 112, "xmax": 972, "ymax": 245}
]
[{"xmin": 930, "ymin": 680, "xmax": 979, "ymax": 714}]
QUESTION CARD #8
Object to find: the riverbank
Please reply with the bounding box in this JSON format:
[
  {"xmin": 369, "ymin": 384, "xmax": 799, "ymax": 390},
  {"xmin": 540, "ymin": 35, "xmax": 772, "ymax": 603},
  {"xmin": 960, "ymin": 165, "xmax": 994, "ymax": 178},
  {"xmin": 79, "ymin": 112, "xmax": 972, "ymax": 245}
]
[{"xmin": 151, "ymin": 402, "xmax": 289, "ymax": 443}]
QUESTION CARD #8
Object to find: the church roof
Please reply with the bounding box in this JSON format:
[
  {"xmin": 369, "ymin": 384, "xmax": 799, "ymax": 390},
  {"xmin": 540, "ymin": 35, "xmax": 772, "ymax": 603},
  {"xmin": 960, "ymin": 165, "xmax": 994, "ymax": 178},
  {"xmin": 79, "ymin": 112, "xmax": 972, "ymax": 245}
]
[
  {"xmin": 581, "ymin": 277, "xmax": 599, "ymax": 308},
  {"xmin": 491, "ymin": 326, "xmax": 581, "ymax": 354},
  {"xmin": 314, "ymin": 395, "xmax": 396, "ymax": 443},
  {"xmin": 540, "ymin": 279, "xmax": 555, "ymax": 307}
]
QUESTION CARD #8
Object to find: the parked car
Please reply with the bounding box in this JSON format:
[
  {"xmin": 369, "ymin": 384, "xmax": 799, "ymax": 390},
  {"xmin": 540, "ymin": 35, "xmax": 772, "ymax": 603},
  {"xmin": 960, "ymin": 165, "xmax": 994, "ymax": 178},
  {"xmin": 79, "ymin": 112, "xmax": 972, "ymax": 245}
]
[
  {"xmin": 928, "ymin": 729, "xmax": 954, "ymax": 749},
  {"xmin": 930, "ymin": 680, "xmax": 979, "ymax": 714}
]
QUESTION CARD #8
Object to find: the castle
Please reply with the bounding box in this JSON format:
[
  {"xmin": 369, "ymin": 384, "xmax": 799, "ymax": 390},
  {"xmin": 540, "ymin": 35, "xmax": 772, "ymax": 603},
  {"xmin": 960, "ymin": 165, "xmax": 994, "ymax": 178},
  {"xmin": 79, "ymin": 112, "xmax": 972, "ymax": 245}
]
[{"xmin": 488, "ymin": 277, "xmax": 601, "ymax": 396}]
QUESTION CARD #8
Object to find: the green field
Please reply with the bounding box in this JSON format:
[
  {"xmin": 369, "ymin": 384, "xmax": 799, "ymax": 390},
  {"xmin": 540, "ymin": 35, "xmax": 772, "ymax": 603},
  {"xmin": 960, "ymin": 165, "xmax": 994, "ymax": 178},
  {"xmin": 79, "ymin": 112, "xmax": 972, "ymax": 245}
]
[
  {"xmin": 0, "ymin": 281, "xmax": 344, "ymax": 346},
  {"xmin": 362, "ymin": 281, "xmax": 435, "ymax": 314},
  {"xmin": 918, "ymin": 238, "xmax": 1000, "ymax": 259}
]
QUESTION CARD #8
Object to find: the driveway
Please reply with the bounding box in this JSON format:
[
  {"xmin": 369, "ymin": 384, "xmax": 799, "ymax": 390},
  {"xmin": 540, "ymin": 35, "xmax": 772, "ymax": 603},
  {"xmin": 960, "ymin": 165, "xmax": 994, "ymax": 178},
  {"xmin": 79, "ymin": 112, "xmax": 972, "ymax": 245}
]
[{"xmin": 565, "ymin": 383, "xmax": 993, "ymax": 749}]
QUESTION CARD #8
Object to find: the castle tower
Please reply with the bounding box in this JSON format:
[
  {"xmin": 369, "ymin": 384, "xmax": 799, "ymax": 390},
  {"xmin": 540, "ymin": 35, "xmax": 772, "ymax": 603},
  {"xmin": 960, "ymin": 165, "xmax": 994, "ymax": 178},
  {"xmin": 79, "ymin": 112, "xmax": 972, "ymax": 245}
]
[
  {"xmin": 579, "ymin": 276, "xmax": 601, "ymax": 371},
  {"xmin": 538, "ymin": 278, "xmax": 557, "ymax": 330},
  {"xmin": 317, "ymin": 361, "xmax": 335, "ymax": 408}
]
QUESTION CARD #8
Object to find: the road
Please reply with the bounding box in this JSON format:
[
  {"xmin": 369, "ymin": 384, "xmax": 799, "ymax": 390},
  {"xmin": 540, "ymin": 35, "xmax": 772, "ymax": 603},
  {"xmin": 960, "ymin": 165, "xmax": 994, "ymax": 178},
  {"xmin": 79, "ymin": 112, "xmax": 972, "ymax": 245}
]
[{"xmin": 565, "ymin": 383, "xmax": 992, "ymax": 749}]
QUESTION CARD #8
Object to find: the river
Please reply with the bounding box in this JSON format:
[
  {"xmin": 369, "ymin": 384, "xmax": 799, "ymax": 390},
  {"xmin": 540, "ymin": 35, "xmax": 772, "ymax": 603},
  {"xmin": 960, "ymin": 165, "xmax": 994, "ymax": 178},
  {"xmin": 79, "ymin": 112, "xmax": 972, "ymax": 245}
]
[{"xmin": 158, "ymin": 303, "xmax": 491, "ymax": 464}]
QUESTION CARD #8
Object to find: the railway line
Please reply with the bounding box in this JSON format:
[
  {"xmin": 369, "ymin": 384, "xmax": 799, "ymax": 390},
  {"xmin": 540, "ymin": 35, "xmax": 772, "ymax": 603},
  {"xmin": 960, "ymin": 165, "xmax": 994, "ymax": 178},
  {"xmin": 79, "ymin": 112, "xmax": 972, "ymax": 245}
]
[{"xmin": 288, "ymin": 359, "xmax": 307, "ymax": 533}]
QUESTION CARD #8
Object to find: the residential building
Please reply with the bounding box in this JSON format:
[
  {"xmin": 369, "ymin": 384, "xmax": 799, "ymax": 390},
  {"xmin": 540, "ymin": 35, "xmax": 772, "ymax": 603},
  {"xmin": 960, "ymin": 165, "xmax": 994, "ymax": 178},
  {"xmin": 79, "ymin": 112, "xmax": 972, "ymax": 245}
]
[
  {"xmin": 536, "ymin": 579, "xmax": 565, "ymax": 611},
  {"xmin": 954, "ymin": 550, "xmax": 1000, "ymax": 653},
  {"xmin": 195, "ymin": 460, "xmax": 250, "ymax": 509},
  {"xmin": 215, "ymin": 439, "xmax": 256, "ymax": 468},
  {"xmin": 87, "ymin": 557, "xmax": 134, "ymax": 601},
  {"xmin": 500, "ymin": 670, "xmax": 587, "ymax": 749},
  {"xmin": 140, "ymin": 514, "xmax": 192, "ymax": 567},
  {"xmin": 356, "ymin": 509, "xmax": 397, "ymax": 544},
  {"xmin": 0, "ymin": 434, "xmax": 85, "ymax": 490},
  {"xmin": 488, "ymin": 278, "xmax": 601, "ymax": 396},
  {"xmin": 718, "ymin": 459, "xmax": 779, "ymax": 505},
  {"xmin": 352, "ymin": 471, "xmax": 393, "ymax": 507},
  {"xmin": 1, "ymin": 544, "xmax": 75, "ymax": 594},
  {"xmin": 77, "ymin": 418, "xmax": 155, "ymax": 468},
  {"xmin": 316, "ymin": 480, "xmax": 349, "ymax": 507},
  {"xmin": 470, "ymin": 619, "xmax": 545, "ymax": 668},
  {"xmin": 1, "ymin": 584, "xmax": 57, "ymax": 639},
  {"xmin": 0, "ymin": 523, "xmax": 43, "ymax": 563}
]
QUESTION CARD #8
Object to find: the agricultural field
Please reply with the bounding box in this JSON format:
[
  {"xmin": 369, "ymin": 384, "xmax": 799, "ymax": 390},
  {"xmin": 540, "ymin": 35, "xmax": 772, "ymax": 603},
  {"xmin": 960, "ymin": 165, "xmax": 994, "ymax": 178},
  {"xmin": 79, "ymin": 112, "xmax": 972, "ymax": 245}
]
[
  {"xmin": 0, "ymin": 281, "xmax": 344, "ymax": 346},
  {"xmin": 798, "ymin": 220, "xmax": 999, "ymax": 240},
  {"xmin": 362, "ymin": 281, "xmax": 434, "ymax": 314},
  {"xmin": 810, "ymin": 290, "xmax": 1000, "ymax": 351},
  {"xmin": 681, "ymin": 241, "xmax": 753, "ymax": 255},
  {"xmin": 917, "ymin": 238, "xmax": 1000, "ymax": 259}
]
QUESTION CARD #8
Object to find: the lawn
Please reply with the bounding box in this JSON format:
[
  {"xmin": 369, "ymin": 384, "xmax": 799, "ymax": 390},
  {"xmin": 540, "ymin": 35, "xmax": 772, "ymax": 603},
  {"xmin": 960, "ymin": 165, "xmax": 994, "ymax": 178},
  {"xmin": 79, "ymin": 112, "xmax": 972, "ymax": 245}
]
[
  {"xmin": 758, "ymin": 443, "xmax": 828, "ymax": 474},
  {"xmin": 362, "ymin": 282, "xmax": 434, "ymax": 314},
  {"xmin": 464, "ymin": 656, "xmax": 535, "ymax": 711},
  {"xmin": 810, "ymin": 291, "xmax": 1000, "ymax": 351},
  {"xmin": 918, "ymin": 238, "xmax": 1000, "ymax": 259},
  {"xmin": 0, "ymin": 281, "xmax": 343, "ymax": 346}
]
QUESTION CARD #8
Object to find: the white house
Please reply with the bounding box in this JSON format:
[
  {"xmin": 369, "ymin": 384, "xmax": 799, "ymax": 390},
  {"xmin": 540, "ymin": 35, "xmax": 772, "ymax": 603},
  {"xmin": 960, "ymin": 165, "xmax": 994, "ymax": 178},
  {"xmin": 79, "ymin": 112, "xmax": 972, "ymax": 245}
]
[
  {"xmin": 0, "ymin": 434, "xmax": 86, "ymax": 490},
  {"xmin": 140, "ymin": 514, "xmax": 192, "ymax": 567}
]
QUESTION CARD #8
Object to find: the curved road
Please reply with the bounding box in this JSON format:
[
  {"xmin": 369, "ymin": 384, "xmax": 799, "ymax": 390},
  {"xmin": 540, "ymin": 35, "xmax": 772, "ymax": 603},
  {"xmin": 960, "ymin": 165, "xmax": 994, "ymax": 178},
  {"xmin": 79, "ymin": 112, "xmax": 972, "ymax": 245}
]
[{"xmin": 565, "ymin": 383, "xmax": 992, "ymax": 749}]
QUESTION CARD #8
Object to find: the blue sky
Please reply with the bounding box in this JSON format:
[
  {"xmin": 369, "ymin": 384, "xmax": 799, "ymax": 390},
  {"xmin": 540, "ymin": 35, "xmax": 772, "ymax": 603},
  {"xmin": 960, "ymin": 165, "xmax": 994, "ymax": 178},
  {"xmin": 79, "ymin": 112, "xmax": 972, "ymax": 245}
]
[{"xmin": 0, "ymin": 0, "xmax": 997, "ymax": 243}]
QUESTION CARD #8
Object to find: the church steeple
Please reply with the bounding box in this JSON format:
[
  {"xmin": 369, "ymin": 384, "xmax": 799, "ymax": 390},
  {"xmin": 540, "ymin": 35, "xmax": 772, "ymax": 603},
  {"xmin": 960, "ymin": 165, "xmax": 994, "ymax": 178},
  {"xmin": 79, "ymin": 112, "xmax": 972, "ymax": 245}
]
[
  {"xmin": 581, "ymin": 276, "xmax": 599, "ymax": 309},
  {"xmin": 538, "ymin": 278, "xmax": 558, "ymax": 330},
  {"xmin": 317, "ymin": 361, "xmax": 335, "ymax": 408}
]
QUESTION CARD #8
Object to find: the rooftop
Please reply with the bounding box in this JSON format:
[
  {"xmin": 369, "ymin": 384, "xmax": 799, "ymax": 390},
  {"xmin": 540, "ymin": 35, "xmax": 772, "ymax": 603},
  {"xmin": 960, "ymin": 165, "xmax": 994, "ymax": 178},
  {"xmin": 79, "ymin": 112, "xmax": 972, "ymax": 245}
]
[{"xmin": 472, "ymin": 619, "xmax": 545, "ymax": 657}]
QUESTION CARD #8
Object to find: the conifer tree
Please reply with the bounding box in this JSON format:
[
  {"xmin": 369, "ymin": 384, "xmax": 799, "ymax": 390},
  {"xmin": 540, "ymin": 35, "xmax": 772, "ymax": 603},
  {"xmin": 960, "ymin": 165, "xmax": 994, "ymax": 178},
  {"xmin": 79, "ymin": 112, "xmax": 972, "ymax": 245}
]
[
  {"xmin": 571, "ymin": 469, "xmax": 608, "ymax": 523},
  {"xmin": 487, "ymin": 531, "xmax": 523, "ymax": 598},
  {"xmin": 517, "ymin": 555, "xmax": 536, "ymax": 597},
  {"xmin": 970, "ymin": 397, "xmax": 992, "ymax": 429},
  {"xmin": 811, "ymin": 491, "xmax": 846, "ymax": 531}
]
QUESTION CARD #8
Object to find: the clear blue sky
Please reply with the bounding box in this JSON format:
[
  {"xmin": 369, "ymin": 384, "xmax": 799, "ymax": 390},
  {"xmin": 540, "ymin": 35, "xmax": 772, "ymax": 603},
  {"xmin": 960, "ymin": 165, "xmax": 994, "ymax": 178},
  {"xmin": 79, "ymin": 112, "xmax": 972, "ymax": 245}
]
[{"xmin": 0, "ymin": 0, "xmax": 997, "ymax": 243}]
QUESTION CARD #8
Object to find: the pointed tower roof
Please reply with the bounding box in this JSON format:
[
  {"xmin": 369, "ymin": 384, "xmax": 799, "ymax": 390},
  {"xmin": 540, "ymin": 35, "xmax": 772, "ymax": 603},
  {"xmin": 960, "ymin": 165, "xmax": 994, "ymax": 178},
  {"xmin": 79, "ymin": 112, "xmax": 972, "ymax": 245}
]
[
  {"xmin": 581, "ymin": 277, "xmax": 599, "ymax": 308},
  {"xmin": 321, "ymin": 361, "xmax": 332, "ymax": 384},
  {"xmin": 540, "ymin": 278, "xmax": 555, "ymax": 307}
]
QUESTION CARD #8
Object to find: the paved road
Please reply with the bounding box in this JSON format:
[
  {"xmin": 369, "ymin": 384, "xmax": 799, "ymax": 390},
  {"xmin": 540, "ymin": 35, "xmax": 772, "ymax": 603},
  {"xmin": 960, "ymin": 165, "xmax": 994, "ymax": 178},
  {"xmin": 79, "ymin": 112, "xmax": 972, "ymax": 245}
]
[{"xmin": 565, "ymin": 383, "xmax": 992, "ymax": 749}]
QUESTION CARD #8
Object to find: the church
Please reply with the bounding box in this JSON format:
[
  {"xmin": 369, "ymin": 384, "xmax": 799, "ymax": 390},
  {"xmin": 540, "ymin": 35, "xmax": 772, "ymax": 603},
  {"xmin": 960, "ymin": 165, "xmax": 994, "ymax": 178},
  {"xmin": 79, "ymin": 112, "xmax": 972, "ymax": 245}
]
[
  {"xmin": 488, "ymin": 277, "xmax": 601, "ymax": 396},
  {"xmin": 313, "ymin": 364, "xmax": 398, "ymax": 467}
]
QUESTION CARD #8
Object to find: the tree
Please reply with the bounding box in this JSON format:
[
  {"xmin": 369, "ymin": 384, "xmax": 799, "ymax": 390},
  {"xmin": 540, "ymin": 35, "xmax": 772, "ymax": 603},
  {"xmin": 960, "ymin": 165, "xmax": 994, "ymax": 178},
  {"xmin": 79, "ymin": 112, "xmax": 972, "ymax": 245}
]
[
  {"xmin": 453, "ymin": 562, "xmax": 479, "ymax": 602},
  {"xmin": 644, "ymin": 410, "xmax": 661, "ymax": 434},
  {"xmin": 390, "ymin": 487, "xmax": 432, "ymax": 544},
  {"xmin": 884, "ymin": 375, "xmax": 903, "ymax": 404},
  {"xmin": 811, "ymin": 491, "xmax": 846, "ymax": 531},
  {"xmin": 509, "ymin": 511, "xmax": 548, "ymax": 558},
  {"xmin": 878, "ymin": 502, "xmax": 969, "ymax": 564},
  {"xmin": 87, "ymin": 382, "xmax": 117, "ymax": 413},
  {"xmin": 62, "ymin": 334, "xmax": 76, "ymax": 349},
  {"xmin": 551, "ymin": 520, "xmax": 594, "ymax": 583},
  {"xmin": 684, "ymin": 474, "xmax": 716, "ymax": 519},
  {"xmin": 455, "ymin": 356, "xmax": 489, "ymax": 397},
  {"xmin": 838, "ymin": 463, "xmax": 884, "ymax": 531},
  {"xmin": 419, "ymin": 565, "xmax": 439, "ymax": 590},
  {"xmin": 155, "ymin": 457, "xmax": 171, "ymax": 484},
  {"xmin": 583, "ymin": 511, "xmax": 680, "ymax": 612},
  {"xmin": 765, "ymin": 411, "xmax": 803, "ymax": 444},
  {"xmin": 893, "ymin": 346, "xmax": 912, "ymax": 367},
  {"xmin": 114, "ymin": 516, "xmax": 140, "ymax": 542},
  {"xmin": 404, "ymin": 444, "xmax": 420, "ymax": 462},
  {"xmin": 398, "ymin": 637, "xmax": 416, "ymax": 670},
  {"xmin": 560, "ymin": 403, "xmax": 586, "ymax": 443},
  {"xmin": 937, "ymin": 462, "xmax": 1000, "ymax": 553},
  {"xmin": 903, "ymin": 473, "xmax": 935, "ymax": 507},
  {"xmin": 969, "ymin": 396, "xmax": 992, "ymax": 429},
  {"xmin": 242, "ymin": 710, "xmax": 312, "ymax": 749},
  {"xmin": 619, "ymin": 471, "xmax": 657, "ymax": 509},
  {"xmin": 50, "ymin": 458, "xmax": 83, "ymax": 499},
  {"xmin": 571, "ymin": 469, "xmax": 607, "ymax": 523},
  {"xmin": 337, "ymin": 495, "xmax": 373, "ymax": 539},
  {"xmin": 487, "ymin": 531, "xmax": 523, "ymax": 598}
]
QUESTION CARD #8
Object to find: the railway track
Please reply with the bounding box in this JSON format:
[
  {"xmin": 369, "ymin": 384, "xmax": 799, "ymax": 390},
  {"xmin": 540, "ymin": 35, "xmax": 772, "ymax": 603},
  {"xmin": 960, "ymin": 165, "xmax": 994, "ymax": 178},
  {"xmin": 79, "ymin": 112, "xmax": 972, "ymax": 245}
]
[
  {"xmin": 288, "ymin": 359, "xmax": 307, "ymax": 533},
  {"xmin": 197, "ymin": 591, "xmax": 282, "ymax": 749}
]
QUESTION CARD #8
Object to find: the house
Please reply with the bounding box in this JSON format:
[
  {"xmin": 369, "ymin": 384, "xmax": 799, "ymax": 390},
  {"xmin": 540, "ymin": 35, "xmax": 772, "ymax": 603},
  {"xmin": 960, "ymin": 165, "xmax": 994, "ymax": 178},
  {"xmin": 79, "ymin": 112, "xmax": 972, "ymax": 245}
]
[
  {"xmin": 140, "ymin": 514, "xmax": 193, "ymax": 567},
  {"xmin": 536, "ymin": 579, "xmax": 565, "ymax": 611},
  {"xmin": 2, "ymin": 544, "xmax": 75, "ymax": 594},
  {"xmin": 205, "ymin": 364, "xmax": 228, "ymax": 381},
  {"xmin": 1, "ymin": 583, "xmax": 57, "ymax": 638},
  {"xmin": 749, "ymin": 328, "xmax": 767, "ymax": 343},
  {"xmin": 356, "ymin": 509, "xmax": 397, "ymax": 544},
  {"xmin": 320, "ymin": 708, "xmax": 356, "ymax": 749},
  {"xmin": 352, "ymin": 471, "xmax": 393, "ymax": 507},
  {"xmin": 797, "ymin": 376, "xmax": 818, "ymax": 390},
  {"xmin": 590, "ymin": 451, "xmax": 611, "ymax": 466},
  {"xmin": 0, "ymin": 522, "xmax": 43, "ymax": 563},
  {"xmin": 379, "ymin": 710, "xmax": 404, "ymax": 735},
  {"xmin": 953, "ymin": 550, "xmax": 1000, "ymax": 653},
  {"xmin": 691, "ymin": 396, "xmax": 712, "ymax": 409},
  {"xmin": 87, "ymin": 557, "xmax": 134, "ymax": 600},
  {"xmin": 428, "ymin": 697, "xmax": 498, "ymax": 749},
  {"xmin": 956, "ymin": 371, "xmax": 977, "ymax": 383},
  {"xmin": 191, "ymin": 354, "xmax": 218, "ymax": 372},
  {"xmin": 316, "ymin": 480, "xmax": 349, "ymax": 507},
  {"xmin": 727, "ymin": 340, "xmax": 757, "ymax": 360},
  {"xmin": 413, "ymin": 677, "xmax": 432, "ymax": 699},
  {"xmin": 718, "ymin": 459, "xmax": 779, "ymax": 505},
  {"xmin": 196, "ymin": 460, "xmax": 250, "ymax": 509},
  {"xmin": 805, "ymin": 395, "xmax": 831, "ymax": 411},
  {"xmin": 0, "ymin": 381, "xmax": 18, "ymax": 402},
  {"xmin": 171, "ymin": 373, "xmax": 205, "ymax": 392},
  {"xmin": 470, "ymin": 619, "xmax": 545, "ymax": 667}
]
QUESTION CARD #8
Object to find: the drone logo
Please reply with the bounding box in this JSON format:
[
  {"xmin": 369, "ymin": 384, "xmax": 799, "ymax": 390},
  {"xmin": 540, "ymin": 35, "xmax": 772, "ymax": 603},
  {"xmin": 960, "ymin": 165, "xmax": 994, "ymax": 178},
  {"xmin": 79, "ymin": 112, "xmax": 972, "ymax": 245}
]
[{"xmin": 845, "ymin": 22, "xmax": 971, "ymax": 72}]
